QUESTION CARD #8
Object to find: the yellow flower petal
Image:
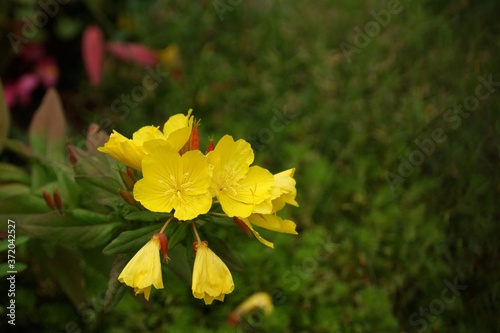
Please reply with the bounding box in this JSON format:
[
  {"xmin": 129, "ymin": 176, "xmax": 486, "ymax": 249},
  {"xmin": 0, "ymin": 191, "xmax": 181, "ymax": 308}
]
[
  {"xmin": 97, "ymin": 130, "xmax": 145, "ymax": 170},
  {"xmin": 132, "ymin": 125, "xmax": 166, "ymax": 144},
  {"xmin": 248, "ymin": 214, "xmax": 298, "ymax": 235},
  {"xmin": 133, "ymin": 145, "xmax": 212, "ymax": 220},
  {"xmin": 118, "ymin": 235, "xmax": 163, "ymax": 300},
  {"xmin": 271, "ymin": 168, "xmax": 299, "ymax": 211},
  {"xmin": 163, "ymin": 109, "xmax": 194, "ymax": 151},
  {"xmin": 239, "ymin": 218, "xmax": 274, "ymax": 249},
  {"xmin": 192, "ymin": 242, "xmax": 234, "ymax": 304},
  {"xmin": 208, "ymin": 135, "xmax": 273, "ymax": 218}
]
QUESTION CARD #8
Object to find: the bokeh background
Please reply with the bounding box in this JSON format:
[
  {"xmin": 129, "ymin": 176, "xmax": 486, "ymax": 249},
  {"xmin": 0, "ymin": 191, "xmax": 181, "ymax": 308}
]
[{"xmin": 1, "ymin": 0, "xmax": 499, "ymax": 332}]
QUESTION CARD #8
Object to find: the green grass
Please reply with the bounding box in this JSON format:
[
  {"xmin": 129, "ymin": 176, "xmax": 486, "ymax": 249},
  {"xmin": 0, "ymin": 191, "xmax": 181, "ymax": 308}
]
[{"xmin": 1, "ymin": 0, "xmax": 499, "ymax": 332}]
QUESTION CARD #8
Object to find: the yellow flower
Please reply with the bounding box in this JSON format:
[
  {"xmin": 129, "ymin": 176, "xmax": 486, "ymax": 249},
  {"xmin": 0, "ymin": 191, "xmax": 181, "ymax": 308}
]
[
  {"xmin": 97, "ymin": 110, "xmax": 194, "ymax": 170},
  {"xmin": 133, "ymin": 144, "xmax": 212, "ymax": 220},
  {"xmin": 228, "ymin": 292, "xmax": 274, "ymax": 325},
  {"xmin": 192, "ymin": 242, "xmax": 234, "ymax": 304},
  {"xmin": 117, "ymin": 234, "xmax": 164, "ymax": 300},
  {"xmin": 270, "ymin": 168, "xmax": 299, "ymax": 211},
  {"xmin": 207, "ymin": 135, "xmax": 274, "ymax": 218},
  {"xmin": 238, "ymin": 214, "xmax": 298, "ymax": 248}
]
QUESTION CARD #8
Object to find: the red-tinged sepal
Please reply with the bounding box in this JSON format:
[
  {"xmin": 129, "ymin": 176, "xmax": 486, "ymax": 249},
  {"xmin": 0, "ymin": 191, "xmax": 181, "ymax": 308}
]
[
  {"xmin": 119, "ymin": 190, "xmax": 137, "ymax": 206},
  {"xmin": 192, "ymin": 240, "xmax": 208, "ymax": 253},
  {"xmin": 119, "ymin": 169, "xmax": 135, "ymax": 191},
  {"xmin": 53, "ymin": 190, "xmax": 63, "ymax": 213},
  {"xmin": 43, "ymin": 191, "xmax": 55, "ymax": 210},
  {"xmin": 66, "ymin": 143, "xmax": 77, "ymax": 165},
  {"xmin": 233, "ymin": 217, "xmax": 252, "ymax": 237},
  {"xmin": 190, "ymin": 121, "xmax": 200, "ymax": 151},
  {"xmin": 156, "ymin": 232, "xmax": 170, "ymax": 263},
  {"xmin": 206, "ymin": 137, "xmax": 214, "ymax": 154}
]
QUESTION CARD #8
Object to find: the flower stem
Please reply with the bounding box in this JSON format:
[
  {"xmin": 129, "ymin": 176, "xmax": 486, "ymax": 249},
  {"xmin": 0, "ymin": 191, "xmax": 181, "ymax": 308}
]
[
  {"xmin": 191, "ymin": 222, "xmax": 202, "ymax": 243},
  {"xmin": 160, "ymin": 216, "xmax": 175, "ymax": 234}
]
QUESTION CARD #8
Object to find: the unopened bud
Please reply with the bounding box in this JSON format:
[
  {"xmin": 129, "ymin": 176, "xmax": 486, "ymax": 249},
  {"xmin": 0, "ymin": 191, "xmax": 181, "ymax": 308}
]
[
  {"xmin": 126, "ymin": 167, "xmax": 136, "ymax": 183},
  {"xmin": 43, "ymin": 191, "xmax": 55, "ymax": 210},
  {"xmin": 66, "ymin": 144, "xmax": 78, "ymax": 165},
  {"xmin": 233, "ymin": 217, "xmax": 252, "ymax": 237},
  {"xmin": 190, "ymin": 121, "xmax": 200, "ymax": 151},
  {"xmin": 119, "ymin": 190, "xmax": 137, "ymax": 206},
  {"xmin": 119, "ymin": 170, "xmax": 135, "ymax": 191},
  {"xmin": 53, "ymin": 190, "xmax": 63, "ymax": 213},
  {"xmin": 206, "ymin": 138, "xmax": 214, "ymax": 153},
  {"xmin": 156, "ymin": 233, "xmax": 170, "ymax": 263}
]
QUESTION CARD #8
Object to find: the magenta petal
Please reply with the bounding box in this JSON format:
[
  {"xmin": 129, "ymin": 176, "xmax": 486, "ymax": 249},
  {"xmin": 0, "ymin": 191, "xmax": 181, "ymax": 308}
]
[
  {"xmin": 107, "ymin": 42, "xmax": 158, "ymax": 66},
  {"xmin": 17, "ymin": 74, "xmax": 39, "ymax": 106},
  {"xmin": 82, "ymin": 25, "xmax": 105, "ymax": 86}
]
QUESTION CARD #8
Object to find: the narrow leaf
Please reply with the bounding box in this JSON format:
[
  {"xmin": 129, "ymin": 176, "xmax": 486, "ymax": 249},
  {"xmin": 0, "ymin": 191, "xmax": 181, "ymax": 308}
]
[
  {"xmin": 203, "ymin": 232, "xmax": 246, "ymax": 272},
  {"xmin": 32, "ymin": 243, "xmax": 87, "ymax": 307},
  {"xmin": 102, "ymin": 223, "xmax": 163, "ymax": 255},
  {"xmin": 167, "ymin": 244, "xmax": 192, "ymax": 286},
  {"xmin": 124, "ymin": 211, "xmax": 171, "ymax": 222},
  {"xmin": 104, "ymin": 254, "xmax": 130, "ymax": 312},
  {"xmin": 167, "ymin": 221, "xmax": 189, "ymax": 249},
  {"xmin": 0, "ymin": 192, "xmax": 49, "ymax": 213},
  {"xmin": 16, "ymin": 211, "xmax": 121, "ymax": 248},
  {"xmin": 0, "ymin": 163, "xmax": 30, "ymax": 184},
  {"xmin": 74, "ymin": 175, "xmax": 122, "ymax": 194}
]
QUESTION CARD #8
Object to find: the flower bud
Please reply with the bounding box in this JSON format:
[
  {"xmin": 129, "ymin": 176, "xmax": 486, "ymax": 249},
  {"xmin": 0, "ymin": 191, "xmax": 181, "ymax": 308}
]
[
  {"xmin": 233, "ymin": 217, "xmax": 252, "ymax": 237},
  {"xmin": 66, "ymin": 144, "xmax": 78, "ymax": 165},
  {"xmin": 119, "ymin": 170, "xmax": 135, "ymax": 191},
  {"xmin": 190, "ymin": 121, "xmax": 200, "ymax": 151},
  {"xmin": 43, "ymin": 191, "xmax": 55, "ymax": 210},
  {"xmin": 119, "ymin": 190, "xmax": 137, "ymax": 206},
  {"xmin": 206, "ymin": 138, "xmax": 214, "ymax": 153},
  {"xmin": 53, "ymin": 190, "xmax": 63, "ymax": 213}
]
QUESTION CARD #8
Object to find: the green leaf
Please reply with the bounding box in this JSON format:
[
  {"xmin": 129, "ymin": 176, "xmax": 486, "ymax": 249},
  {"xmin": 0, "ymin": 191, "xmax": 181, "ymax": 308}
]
[
  {"xmin": 0, "ymin": 262, "xmax": 27, "ymax": 277},
  {"xmin": 75, "ymin": 175, "xmax": 122, "ymax": 194},
  {"xmin": 0, "ymin": 192, "xmax": 49, "ymax": 213},
  {"xmin": 4, "ymin": 139, "xmax": 35, "ymax": 159},
  {"xmin": 32, "ymin": 243, "xmax": 87, "ymax": 307},
  {"xmin": 0, "ymin": 184, "xmax": 30, "ymax": 199},
  {"xmin": 167, "ymin": 221, "xmax": 189, "ymax": 249},
  {"xmin": 104, "ymin": 254, "xmax": 130, "ymax": 313},
  {"xmin": 203, "ymin": 231, "xmax": 245, "ymax": 272},
  {"xmin": 28, "ymin": 88, "xmax": 67, "ymax": 162},
  {"xmin": 102, "ymin": 223, "xmax": 163, "ymax": 255},
  {"xmin": 167, "ymin": 244, "xmax": 192, "ymax": 286},
  {"xmin": 0, "ymin": 80, "xmax": 10, "ymax": 153},
  {"xmin": 0, "ymin": 236, "xmax": 29, "ymax": 252},
  {"xmin": 124, "ymin": 211, "xmax": 171, "ymax": 222},
  {"xmin": 16, "ymin": 211, "xmax": 121, "ymax": 248},
  {"xmin": 68, "ymin": 208, "xmax": 110, "ymax": 225},
  {"xmin": 0, "ymin": 163, "xmax": 30, "ymax": 184}
]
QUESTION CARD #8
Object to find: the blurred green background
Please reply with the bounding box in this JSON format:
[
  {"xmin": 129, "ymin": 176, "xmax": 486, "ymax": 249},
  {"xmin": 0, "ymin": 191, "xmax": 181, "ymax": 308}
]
[{"xmin": 0, "ymin": 0, "xmax": 499, "ymax": 332}]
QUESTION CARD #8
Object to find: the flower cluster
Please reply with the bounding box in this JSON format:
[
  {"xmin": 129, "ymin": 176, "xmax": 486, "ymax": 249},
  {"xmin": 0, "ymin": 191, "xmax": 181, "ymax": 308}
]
[{"xmin": 98, "ymin": 110, "xmax": 298, "ymax": 304}]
